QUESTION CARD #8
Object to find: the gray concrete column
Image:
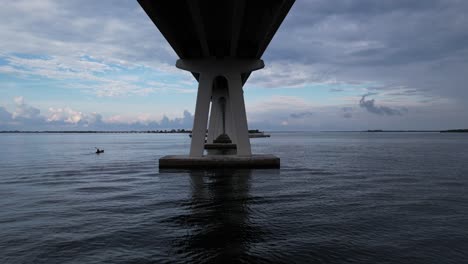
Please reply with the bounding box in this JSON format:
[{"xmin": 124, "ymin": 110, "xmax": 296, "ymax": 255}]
[
  {"xmin": 190, "ymin": 73, "xmax": 213, "ymax": 157},
  {"xmin": 176, "ymin": 58, "xmax": 262, "ymax": 157},
  {"xmin": 227, "ymin": 73, "xmax": 251, "ymax": 156},
  {"xmin": 207, "ymin": 85, "xmax": 224, "ymax": 143}
]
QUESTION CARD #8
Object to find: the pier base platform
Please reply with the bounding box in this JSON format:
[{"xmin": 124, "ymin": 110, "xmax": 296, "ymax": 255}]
[{"xmin": 159, "ymin": 154, "xmax": 280, "ymax": 169}]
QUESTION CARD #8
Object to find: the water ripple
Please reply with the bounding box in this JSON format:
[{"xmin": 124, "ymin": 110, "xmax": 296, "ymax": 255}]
[{"xmin": 1, "ymin": 133, "xmax": 468, "ymax": 263}]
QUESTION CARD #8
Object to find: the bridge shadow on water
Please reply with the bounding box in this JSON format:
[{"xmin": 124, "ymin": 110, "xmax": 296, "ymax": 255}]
[{"xmin": 159, "ymin": 168, "xmax": 281, "ymax": 264}]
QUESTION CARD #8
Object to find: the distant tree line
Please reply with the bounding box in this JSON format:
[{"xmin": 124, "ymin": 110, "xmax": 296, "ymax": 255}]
[{"xmin": 0, "ymin": 129, "xmax": 192, "ymax": 134}]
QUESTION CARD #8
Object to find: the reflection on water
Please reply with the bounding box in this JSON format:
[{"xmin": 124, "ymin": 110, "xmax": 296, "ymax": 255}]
[
  {"xmin": 188, "ymin": 169, "xmax": 253, "ymax": 262},
  {"xmin": 162, "ymin": 169, "xmax": 279, "ymax": 263}
]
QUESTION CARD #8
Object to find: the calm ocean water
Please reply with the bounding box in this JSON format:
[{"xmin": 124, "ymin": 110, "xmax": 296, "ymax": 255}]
[{"xmin": 0, "ymin": 132, "xmax": 467, "ymax": 264}]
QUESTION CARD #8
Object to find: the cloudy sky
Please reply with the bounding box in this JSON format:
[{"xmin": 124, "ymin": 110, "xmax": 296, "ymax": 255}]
[{"xmin": 1, "ymin": 0, "xmax": 467, "ymax": 131}]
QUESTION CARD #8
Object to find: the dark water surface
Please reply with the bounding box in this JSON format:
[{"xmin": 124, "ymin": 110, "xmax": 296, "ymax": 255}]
[{"xmin": 1, "ymin": 132, "xmax": 467, "ymax": 263}]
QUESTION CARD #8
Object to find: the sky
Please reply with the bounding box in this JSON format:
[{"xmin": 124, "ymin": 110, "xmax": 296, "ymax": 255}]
[{"xmin": 1, "ymin": 0, "xmax": 467, "ymax": 131}]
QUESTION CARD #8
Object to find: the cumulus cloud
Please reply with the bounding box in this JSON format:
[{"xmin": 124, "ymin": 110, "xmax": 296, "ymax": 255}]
[
  {"xmin": 0, "ymin": 107, "xmax": 13, "ymax": 123},
  {"xmin": 12, "ymin": 96, "xmax": 42, "ymax": 119},
  {"xmin": 47, "ymin": 107, "xmax": 103, "ymax": 127},
  {"xmin": 0, "ymin": 97, "xmax": 193, "ymax": 131},
  {"xmin": 359, "ymin": 94, "xmax": 406, "ymax": 116},
  {"xmin": 159, "ymin": 110, "xmax": 193, "ymax": 128}
]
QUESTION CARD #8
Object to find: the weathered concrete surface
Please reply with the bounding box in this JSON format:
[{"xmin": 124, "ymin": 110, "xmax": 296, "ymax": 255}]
[{"xmin": 159, "ymin": 154, "xmax": 280, "ymax": 169}]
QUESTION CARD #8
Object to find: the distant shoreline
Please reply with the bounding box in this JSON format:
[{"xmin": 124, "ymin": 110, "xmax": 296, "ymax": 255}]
[
  {"xmin": 0, "ymin": 130, "xmax": 192, "ymax": 134},
  {"xmin": 328, "ymin": 129, "xmax": 468, "ymax": 133},
  {"xmin": 362, "ymin": 129, "xmax": 468, "ymax": 133},
  {"xmin": 1, "ymin": 129, "xmax": 467, "ymax": 134}
]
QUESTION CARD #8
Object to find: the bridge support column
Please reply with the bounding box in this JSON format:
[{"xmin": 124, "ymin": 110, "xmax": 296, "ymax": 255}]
[
  {"xmin": 190, "ymin": 73, "xmax": 213, "ymax": 157},
  {"xmin": 158, "ymin": 58, "xmax": 279, "ymax": 169},
  {"xmin": 226, "ymin": 73, "xmax": 251, "ymax": 156},
  {"xmin": 176, "ymin": 58, "xmax": 264, "ymax": 157},
  {"xmin": 207, "ymin": 80, "xmax": 235, "ymax": 145}
]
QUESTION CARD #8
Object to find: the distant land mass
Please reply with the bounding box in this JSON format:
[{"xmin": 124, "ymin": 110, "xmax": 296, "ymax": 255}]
[
  {"xmin": 365, "ymin": 129, "xmax": 468, "ymax": 133},
  {"xmin": 0, "ymin": 129, "xmax": 192, "ymax": 134},
  {"xmin": 321, "ymin": 129, "xmax": 468, "ymax": 133},
  {"xmin": 440, "ymin": 129, "xmax": 468, "ymax": 133},
  {"xmin": 365, "ymin": 130, "xmax": 440, "ymax": 132},
  {"xmin": 0, "ymin": 129, "xmax": 267, "ymax": 134},
  {"xmin": 1, "ymin": 129, "xmax": 468, "ymax": 134}
]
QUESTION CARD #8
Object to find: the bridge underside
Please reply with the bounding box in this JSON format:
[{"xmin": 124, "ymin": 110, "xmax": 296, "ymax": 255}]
[
  {"xmin": 138, "ymin": 0, "xmax": 294, "ymax": 83},
  {"xmin": 138, "ymin": 0, "xmax": 295, "ymax": 168}
]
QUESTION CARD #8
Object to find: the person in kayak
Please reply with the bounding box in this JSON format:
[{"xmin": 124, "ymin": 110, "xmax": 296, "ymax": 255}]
[{"xmin": 95, "ymin": 147, "xmax": 104, "ymax": 154}]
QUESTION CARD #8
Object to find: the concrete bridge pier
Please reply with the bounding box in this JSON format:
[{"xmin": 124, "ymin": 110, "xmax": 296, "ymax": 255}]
[
  {"xmin": 158, "ymin": 58, "xmax": 280, "ymax": 168},
  {"xmin": 136, "ymin": 0, "xmax": 295, "ymax": 168},
  {"xmin": 176, "ymin": 58, "xmax": 263, "ymax": 157}
]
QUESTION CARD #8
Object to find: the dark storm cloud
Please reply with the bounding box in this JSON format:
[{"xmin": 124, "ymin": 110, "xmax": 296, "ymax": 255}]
[
  {"xmin": 359, "ymin": 95, "xmax": 406, "ymax": 116},
  {"xmin": 268, "ymin": 0, "xmax": 468, "ymax": 64},
  {"xmin": 263, "ymin": 0, "xmax": 468, "ymax": 100}
]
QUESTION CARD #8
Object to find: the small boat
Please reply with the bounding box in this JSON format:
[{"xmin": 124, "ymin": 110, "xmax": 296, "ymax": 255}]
[
  {"xmin": 248, "ymin": 131, "xmax": 271, "ymax": 138},
  {"xmin": 95, "ymin": 148, "xmax": 104, "ymax": 154}
]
